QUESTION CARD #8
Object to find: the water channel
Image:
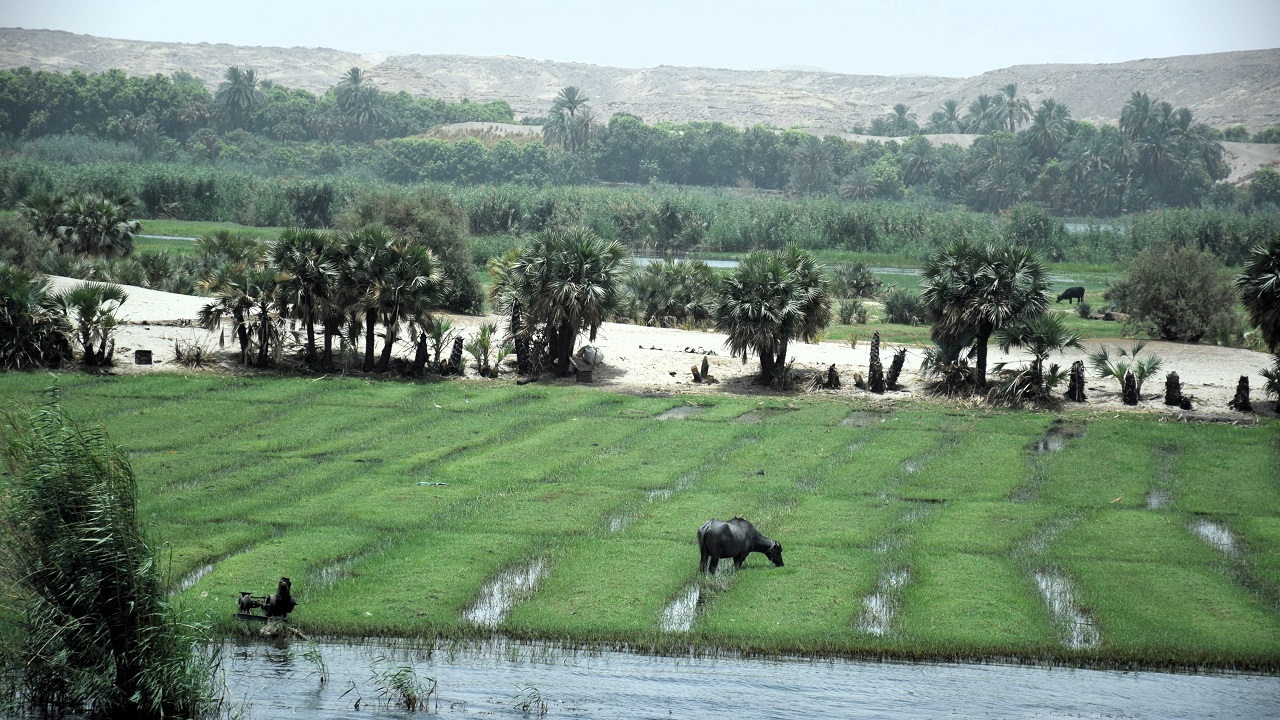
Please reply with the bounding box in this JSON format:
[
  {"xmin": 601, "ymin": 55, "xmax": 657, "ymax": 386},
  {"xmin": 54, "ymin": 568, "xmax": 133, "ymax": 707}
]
[{"xmin": 221, "ymin": 638, "xmax": 1279, "ymax": 719}]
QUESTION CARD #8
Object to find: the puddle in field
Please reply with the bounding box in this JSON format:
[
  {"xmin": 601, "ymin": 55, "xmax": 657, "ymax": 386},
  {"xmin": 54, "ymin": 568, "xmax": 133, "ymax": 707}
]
[
  {"xmin": 655, "ymin": 405, "xmax": 705, "ymax": 420},
  {"xmin": 1034, "ymin": 570, "xmax": 1101, "ymax": 649},
  {"xmin": 172, "ymin": 546, "xmax": 254, "ymax": 595},
  {"xmin": 841, "ymin": 411, "xmax": 888, "ymax": 428},
  {"xmin": 1013, "ymin": 422, "xmax": 1087, "ymax": 502},
  {"xmin": 1032, "ymin": 420, "xmax": 1085, "ymax": 454},
  {"xmin": 735, "ymin": 408, "xmax": 793, "ymax": 424},
  {"xmin": 463, "ymin": 558, "xmax": 548, "ymax": 628},
  {"xmin": 315, "ymin": 542, "xmax": 393, "ymax": 590},
  {"xmin": 859, "ymin": 567, "xmax": 910, "ymax": 636},
  {"xmin": 608, "ymin": 514, "xmax": 635, "ymax": 533},
  {"xmin": 1144, "ymin": 488, "xmax": 1172, "ymax": 509},
  {"xmin": 646, "ymin": 471, "xmax": 697, "ymax": 502},
  {"xmin": 1145, "ymin": 444, "xmax": 1178, "ymax": 510},
  {"xmin": 1190, "ymin": 518, "xmax": 1238, "ymax": 554},
  {"xmin": 659, "ymin": 583, "xmax": 704, "ymax": 632}
]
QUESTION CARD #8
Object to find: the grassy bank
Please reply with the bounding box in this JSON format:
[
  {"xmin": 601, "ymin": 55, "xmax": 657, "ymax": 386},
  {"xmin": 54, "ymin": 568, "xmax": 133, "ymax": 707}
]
[{"xmin": 0, "ymin": 372, "xmax": 1275, "ymax": 671}]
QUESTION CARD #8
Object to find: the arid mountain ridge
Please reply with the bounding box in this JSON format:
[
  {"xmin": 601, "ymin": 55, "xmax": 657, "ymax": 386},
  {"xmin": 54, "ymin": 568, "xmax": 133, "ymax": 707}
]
[{"xmin": 2, "ymin": 27, "xmax": 1278, "ymax": 132}]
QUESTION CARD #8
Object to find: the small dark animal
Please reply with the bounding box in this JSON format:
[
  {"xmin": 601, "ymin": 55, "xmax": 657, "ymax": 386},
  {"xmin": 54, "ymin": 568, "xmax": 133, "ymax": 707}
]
[
  {"xmin": 1056, "ymin": 286, "xmax": 1085, "ymax": 305},
  {"xmin": 697, "ymin": 517, "xmax": 783, "ymax": 573},
  {"xmin": 263, "ymin": 577, "xmax": 298, "ymax": 618}
]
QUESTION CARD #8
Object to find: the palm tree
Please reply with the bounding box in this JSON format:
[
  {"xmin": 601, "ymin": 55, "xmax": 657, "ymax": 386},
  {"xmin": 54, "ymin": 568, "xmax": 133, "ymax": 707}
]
[
  {"xmin": 964, "ymin": 94, "xmax": 1000, "ymax": 133},
  {"xmin": 54, "ymin": 281, "xmax": 128, "ymax": 366},
  {"xmin": 1136, "ymin": 101, "xmax": 1178, "ymax": 181},
  {"xmin": 900, "ymin": 136, "xmax": 934, "ymax": 186},
  {"xmin": 889, "ymin": 103, "xmax": 918, "ymax": 136},
  {"xmin": 270, "ymin": 228, "xmax": 338, "ymax": 364},
  {"xmin": 995, "ymin": 311, "xmax": 1082, "ymax": 387},
  {"xmin": 789, "ymin": 135, "xmax": 833, "ymax": 195},
  {"xmin": 335, "ymin": 67, "xmax": 387, "ymax": 142},
  {"xmin": 919, "ymin": 240, "xmax": 1049, "ymax": 386},
  {"xmin": 372, "ymin": 237, "xmax": 448, "ymax": 373},
  {"xmin": 543, "ymin": 86, "xmax": 593, "ymax": 155},
  {"xmin": 1237, "ymin": 234, "xmax": 1280, "ymax": 352},
  {"xmin": 713, "ymin": 245, "xmax": 831, "ymax": 383},
  {"xmin": 55, "ymin": 195, "xmax": 141, "ymax": 259},
  {"xmin": 927, "ymin": 99, "xmax": 963, "ymax": 133},
  {"xmin": 1026, "ymin": 99, "xmax": 1071, "ymax": 159},
  {"xmin": 838, "ymin": 168, "xmax": 878, "ymax": 201},
  {"xmin": 995, "ymin": 83, "xmax": 1031, "ymax": 132},
  {"xmin": 214, "ymin": 66, "xmax": 265, "ymax": 130},
  {"xmin": 493, "ymin": 227, "xmax": 629, "ymax": 376},
  {"xmin": 1120, "ymin": 91, "xmax": 1151, "ymax": 141},
  {"xmin": 338, "ymin": 225, "xmax": 393, "ymax": 372},
  {"xmin": 0, "ymin": 264, "xmax": 73, "ymax": 369}
]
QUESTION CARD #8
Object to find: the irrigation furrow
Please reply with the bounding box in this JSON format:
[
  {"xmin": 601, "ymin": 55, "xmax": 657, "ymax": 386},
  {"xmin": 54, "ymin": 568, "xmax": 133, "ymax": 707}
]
[
  {"xmin": 1010, "ymin": 419, "xmax": 1086, "ymax": 502},
  {"xmin": 1013, "ymin": 518, "xmax": 1100, "ymax": 650}
]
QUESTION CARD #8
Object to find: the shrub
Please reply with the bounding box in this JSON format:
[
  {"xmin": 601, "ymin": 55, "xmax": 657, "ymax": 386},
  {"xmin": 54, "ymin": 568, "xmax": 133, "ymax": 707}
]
[
  {"xmin": 1104, "ymin": 245, "xmax": 1237, "ymax": 342},
  {"xmin": 881, "ymin": 287, "xmax": 924, "ymax": 325},
  {"xmin": 838, "ymin": 298, "xmax": 869, "ymax": 325},
  {"xmin": 1076, "ymin": 300, "xmax": 1092, "ymax": 319},
  {"xmin": 830, "ymin": 261, "xmax": 883, "ymax": 298},
  {"xmin": 0, "ymin": 264, "xmax": 73, "ymax": 369}
]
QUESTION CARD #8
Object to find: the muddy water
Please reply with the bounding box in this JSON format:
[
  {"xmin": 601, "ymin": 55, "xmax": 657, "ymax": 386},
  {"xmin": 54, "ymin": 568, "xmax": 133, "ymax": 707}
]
[
  {"xmin": 462, "ymin": 558, "xmax": 548, "ymax": 628},
  {"xmin": 222, "ymin": 639, "xmax": 1280, "ymax": 719}
]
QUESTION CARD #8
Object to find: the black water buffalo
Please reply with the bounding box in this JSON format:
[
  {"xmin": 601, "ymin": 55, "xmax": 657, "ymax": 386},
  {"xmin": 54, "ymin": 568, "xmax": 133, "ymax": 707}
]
[
  {"xmin": 697, "ymin": 517, "xmax": 783, "ymax": 573},
  {"xmin": 1056, "ymin": 286, "xmax": 1085, "ymax": 305}
]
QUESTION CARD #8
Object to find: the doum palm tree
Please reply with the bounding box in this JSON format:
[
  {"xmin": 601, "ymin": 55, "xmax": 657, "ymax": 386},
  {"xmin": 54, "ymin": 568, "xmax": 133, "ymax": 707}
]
[
  {"xmin": 492, "ymin": 227, "xmax": 629, "ymax": 376},
  {"xmin": 714, "ymin": 245, "xmax": 832, "ymax": 383},
  {"xmin": 920, "ymin": 240, "xmax": 1049, "ymax": 386}
]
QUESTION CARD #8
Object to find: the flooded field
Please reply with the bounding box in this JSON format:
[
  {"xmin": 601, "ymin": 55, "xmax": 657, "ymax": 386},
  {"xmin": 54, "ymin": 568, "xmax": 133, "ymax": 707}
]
[{"xmin": 222, "ymin": 639, "xmax": 1280, "ymax": 719}]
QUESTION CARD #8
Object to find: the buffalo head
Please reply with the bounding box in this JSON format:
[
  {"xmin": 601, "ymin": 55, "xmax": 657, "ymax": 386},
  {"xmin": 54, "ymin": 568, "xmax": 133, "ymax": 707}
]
[{"xmin": 765, "ymin": 541, "xmax": 784, "ymax": 567}]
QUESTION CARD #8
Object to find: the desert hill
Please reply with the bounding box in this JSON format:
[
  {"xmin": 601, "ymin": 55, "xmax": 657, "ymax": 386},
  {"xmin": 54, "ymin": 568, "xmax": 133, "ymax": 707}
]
[{"xmin": 1, "ymin": 27, "xmax": 1278, "ymax": 132}]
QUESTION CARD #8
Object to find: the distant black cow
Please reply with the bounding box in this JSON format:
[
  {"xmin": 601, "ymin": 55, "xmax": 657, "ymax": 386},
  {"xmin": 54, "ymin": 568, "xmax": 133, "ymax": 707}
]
[
  {"xmin": 697, "ymin": 517, "xmax": 783, "ymax": 573},
  {"xmin": 1056, "ymin": 286, "xmax": 1085, "ymax": 305}
]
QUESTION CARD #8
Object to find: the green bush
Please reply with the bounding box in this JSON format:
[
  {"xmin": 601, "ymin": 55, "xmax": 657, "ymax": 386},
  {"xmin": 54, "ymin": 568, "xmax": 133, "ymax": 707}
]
[
  {"xmin": 881, "ymin": 287, "xmax": 924, "ymax": 325},
  {"xmin": 1105, "ymin": 245, "xmax": 1238, "ymax": 342}
]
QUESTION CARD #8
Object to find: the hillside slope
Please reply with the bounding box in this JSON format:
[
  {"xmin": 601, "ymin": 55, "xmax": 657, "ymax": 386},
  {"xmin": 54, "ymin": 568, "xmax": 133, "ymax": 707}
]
[{"xmin": 3, "ymin": 28, "xmax": 1277, "ymax": 132}]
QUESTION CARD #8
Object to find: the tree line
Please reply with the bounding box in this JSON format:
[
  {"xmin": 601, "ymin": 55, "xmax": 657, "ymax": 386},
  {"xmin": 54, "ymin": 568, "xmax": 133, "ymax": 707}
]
[{"xmin": 5, "ymin": 69, "xmax": 1280, "ymax": 217}]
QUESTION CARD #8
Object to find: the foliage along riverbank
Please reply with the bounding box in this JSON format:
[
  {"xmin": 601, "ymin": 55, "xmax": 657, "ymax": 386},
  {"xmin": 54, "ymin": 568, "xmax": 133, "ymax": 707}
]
[{"xmin": 1, "ymin": 371, "xmax": 1276, "ymax": 672}]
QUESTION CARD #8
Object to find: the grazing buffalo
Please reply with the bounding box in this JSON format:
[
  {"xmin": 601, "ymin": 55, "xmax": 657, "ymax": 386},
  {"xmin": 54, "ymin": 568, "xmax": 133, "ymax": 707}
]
[
  {"xmin": 264, "ymin": 577, "xmax": 297, "ymax": 618},
  {"xmin": 697, "ymin": 517, "xmax": 783, "ymax": 573},
  {"xmin": 1056, "ymin": 286, "xmax": 1086, "ymax": 305}
]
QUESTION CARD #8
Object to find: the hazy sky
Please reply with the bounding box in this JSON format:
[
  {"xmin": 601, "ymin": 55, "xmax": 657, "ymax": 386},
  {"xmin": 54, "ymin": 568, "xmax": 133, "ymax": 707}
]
[{"xmin": 4, "ymin": 0, "xmax": 1278, "ymax": 77}]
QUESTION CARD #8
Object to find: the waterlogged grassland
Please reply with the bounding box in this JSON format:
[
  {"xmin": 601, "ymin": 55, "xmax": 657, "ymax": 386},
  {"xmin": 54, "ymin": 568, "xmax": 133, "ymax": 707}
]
[{"xmin": 1, "ymin": 372, "xmax": 1278, "ymax": 670}]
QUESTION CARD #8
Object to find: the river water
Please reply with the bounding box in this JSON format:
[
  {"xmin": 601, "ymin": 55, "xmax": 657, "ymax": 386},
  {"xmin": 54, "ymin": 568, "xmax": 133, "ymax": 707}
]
[{"xmin": 222, "ymin": 639, "xmax": 1278, "ymax": 719}]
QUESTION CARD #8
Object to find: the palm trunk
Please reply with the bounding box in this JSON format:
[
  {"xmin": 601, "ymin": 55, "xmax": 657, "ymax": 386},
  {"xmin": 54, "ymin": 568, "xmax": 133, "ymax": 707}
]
[
  {"xmin": 303, "ymin": 305, "xmax": 317, "ymax": 364},
  {"xmin": 411, "ymin": 333, "xmax": 430, "ymax": 375},
  {"xmin": 377, "ymin": 310, "xmax": 399, "ymax": 373},
  {"xmin": 257, "ymin": 304, "xmax": 270, "ymax": 366},
  {"xmin": 557, "ymin": 319, "xmax": 575, "ymax": 376},
  {"xmin": 975, "ymin": 329, "xmax": 991, "ymax": 386},
  {"xmin": 234, "ymin": 308, "xmax": 249, "ymax": 354},
  {"xmin": 363, "ymin": 307, "xmax": 377, "ymax": 371},
  {"xmin": 758, "ymin": 347, "xmax": 775, "ymax": 384}
]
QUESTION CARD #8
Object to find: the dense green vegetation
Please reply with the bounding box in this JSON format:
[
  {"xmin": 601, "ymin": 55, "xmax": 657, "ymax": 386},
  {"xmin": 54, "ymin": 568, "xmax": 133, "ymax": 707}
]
[
  {"xmin": 5, "ymin": 161, "xmax": 1277, "ymax": 267},
  {"xmin": 0, "ymin": 373, "xmax": 1275, "ymax": 670},
  {"xmin": 4, "ymin": 68, "xmax": 1278, "ymax": 218}
]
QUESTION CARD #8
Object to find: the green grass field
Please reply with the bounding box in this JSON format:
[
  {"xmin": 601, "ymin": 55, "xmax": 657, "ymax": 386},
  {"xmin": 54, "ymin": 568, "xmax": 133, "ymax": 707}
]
[{"xmin": 1, "ymin": 372, "xmax": 1276, "ymax": 670}]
